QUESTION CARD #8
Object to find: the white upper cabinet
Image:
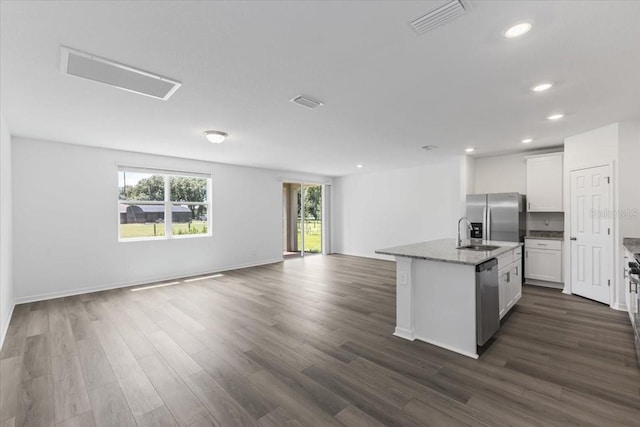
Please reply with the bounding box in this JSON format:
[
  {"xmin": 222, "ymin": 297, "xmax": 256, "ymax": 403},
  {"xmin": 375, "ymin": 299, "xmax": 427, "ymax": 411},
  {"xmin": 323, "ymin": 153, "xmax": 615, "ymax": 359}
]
[{"xmin": 526, "ymin": 153, "xmax": 564, "ymax": 212}]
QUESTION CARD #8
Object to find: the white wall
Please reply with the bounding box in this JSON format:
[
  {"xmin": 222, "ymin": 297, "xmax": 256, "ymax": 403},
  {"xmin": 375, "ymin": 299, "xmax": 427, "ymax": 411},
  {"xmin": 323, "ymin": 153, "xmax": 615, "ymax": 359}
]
[
  {"xmin": 332, "ymin": 157, "xmax": 467, "ymax": 260},
  {"xmin": 618, "ymin": 120, "xmax": 640, "ymax": 240},
  {"xmin": 618, "ymin": 120, "xmax": 640, "ymax": 310},
  {"xmin": 0, "ymin": 114, "xmax": 14, "ymax": 346},
  {"xmin": 473, "ymin": 148, "xmax": 564, "ymax": 195},
  {"xmin": 527, "ymin": 212, "xmax": 565, "ymax": 232},
  {"xmin": 474, "ymin": 152, "xmax": 528, "ymax": 194},
  {"xmin": 12, "ymin": 137, "xmax": 330, "ymax": 302},
  {"xmin": 563, "ymin": 123, "xmax": 622, "ymax": 308}
]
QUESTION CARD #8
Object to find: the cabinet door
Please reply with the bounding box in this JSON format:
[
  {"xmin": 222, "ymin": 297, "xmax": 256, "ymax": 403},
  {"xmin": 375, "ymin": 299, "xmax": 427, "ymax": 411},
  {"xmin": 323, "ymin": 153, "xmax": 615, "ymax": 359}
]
[
  {"xmin": 526, "ymin": 154, "xmax": 563, "ymax": 212},
  {"xmin": 499, "ymin": 268, "xmax": 509, "ymax": 319},
  {"xmin": 511, "ymin": 262, "xmax": 522, "ymax": 305},
  {"xmin": 525, "ymin": 248, "xmax": 562, "ymax": 282}
]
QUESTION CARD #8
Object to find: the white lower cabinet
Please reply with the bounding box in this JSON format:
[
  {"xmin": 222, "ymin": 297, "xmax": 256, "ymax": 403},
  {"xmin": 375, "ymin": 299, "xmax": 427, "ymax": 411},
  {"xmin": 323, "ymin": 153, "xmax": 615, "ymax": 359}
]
[
  {"xmin": 498, "ymin": 247, "xmax": 523, "ymax": 319},
  {"xmin": 510, "ymin": 261, "xmax": 522, "ymax": 305},
  {"xmin": 498, "ymin": 267, "xmax": 509, "ymax": 319},
  {"xmin": 524, "ymin": 239, "xmax": 563, "ymax": 283}
]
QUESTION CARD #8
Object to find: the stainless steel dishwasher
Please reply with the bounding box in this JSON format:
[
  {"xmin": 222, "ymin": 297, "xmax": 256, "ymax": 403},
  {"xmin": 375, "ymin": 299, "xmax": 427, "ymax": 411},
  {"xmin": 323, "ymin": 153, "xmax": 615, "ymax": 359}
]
[{"xmin": 476, "ymin": 258, "xmax": 500, "ymax": 346}]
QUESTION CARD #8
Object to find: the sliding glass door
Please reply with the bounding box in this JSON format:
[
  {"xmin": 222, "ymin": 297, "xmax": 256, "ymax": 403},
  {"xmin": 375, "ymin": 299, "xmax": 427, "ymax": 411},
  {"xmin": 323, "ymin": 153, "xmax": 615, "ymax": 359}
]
[{"xmin": 283, "ymin": 182, "xmax": 323, "ymax": 257}]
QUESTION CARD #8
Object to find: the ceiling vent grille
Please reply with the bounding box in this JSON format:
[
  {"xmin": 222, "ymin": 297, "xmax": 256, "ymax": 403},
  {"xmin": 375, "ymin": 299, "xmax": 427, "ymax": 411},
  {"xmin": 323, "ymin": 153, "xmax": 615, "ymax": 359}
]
[
  {"xmin": 409, "ymin": 0, "xmax": 471, "ymax": 35},
  {"xmin": 60, "ymin": 46, "xmax": 181, "ymax": 100},
  {"xmin": 422, "ymin": 145, "xmax": 438, "ymax": 151},
  {"xmin": 290, "ymin": 95, "xmax": 324, "ymax": 110}
]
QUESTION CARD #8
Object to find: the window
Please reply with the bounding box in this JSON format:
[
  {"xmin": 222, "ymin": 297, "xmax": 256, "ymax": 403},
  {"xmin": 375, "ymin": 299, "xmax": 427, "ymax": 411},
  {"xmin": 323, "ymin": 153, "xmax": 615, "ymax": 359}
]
[{"xmin": 118, "ymin": 167, "xmax": 211, "ymax": 240}]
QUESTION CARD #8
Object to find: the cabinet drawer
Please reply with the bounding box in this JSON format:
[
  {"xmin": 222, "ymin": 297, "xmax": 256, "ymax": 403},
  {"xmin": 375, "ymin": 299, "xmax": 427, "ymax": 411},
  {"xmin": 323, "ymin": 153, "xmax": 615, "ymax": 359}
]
[{"xmin": 525, "ymin": 239, "xmax": 562, "ymax": 250}]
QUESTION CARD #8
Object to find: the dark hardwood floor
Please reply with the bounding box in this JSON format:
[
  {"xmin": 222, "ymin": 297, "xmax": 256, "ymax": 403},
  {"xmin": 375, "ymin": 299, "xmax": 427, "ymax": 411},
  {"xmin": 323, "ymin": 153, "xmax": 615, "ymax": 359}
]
[{"xmin": 1, "ymin": 254, "xmax": 639, "ymax": 426}]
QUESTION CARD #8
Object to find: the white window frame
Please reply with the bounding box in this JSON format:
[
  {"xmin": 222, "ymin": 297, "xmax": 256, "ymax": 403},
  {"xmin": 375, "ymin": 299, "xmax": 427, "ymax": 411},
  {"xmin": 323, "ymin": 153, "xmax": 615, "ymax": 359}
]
[{"xmin": 118, "ymin": 166, "xmax": 212, "ymax": 242}]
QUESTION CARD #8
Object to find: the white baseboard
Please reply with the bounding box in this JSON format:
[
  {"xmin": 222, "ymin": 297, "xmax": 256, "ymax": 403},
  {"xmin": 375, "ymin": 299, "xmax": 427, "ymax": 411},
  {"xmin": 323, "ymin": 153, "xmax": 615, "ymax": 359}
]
[
  {"xmin": 413, "ymin": 334, "xmax": 479, "ymax": 359},
  {"xmin": 393, "ymin": 327, "xmax": 415, "ymax": 341},
  {"xmin": 0, "ymin": 302, "xmax": 16, "ymax": 350},
  {"xmin": 525, "ymin": 279, "xmax": 564, "ymax": 289},
  {"xmin": 13, "ymin": 258, "xmax": 283, "ymax": 305},
  {"xmin": 332, "ymin": 251, "xmax": 395, "ymax": 262},
  {"xmin": 611, "ymin": 302, "xmax": 627, "ymax": 312}
]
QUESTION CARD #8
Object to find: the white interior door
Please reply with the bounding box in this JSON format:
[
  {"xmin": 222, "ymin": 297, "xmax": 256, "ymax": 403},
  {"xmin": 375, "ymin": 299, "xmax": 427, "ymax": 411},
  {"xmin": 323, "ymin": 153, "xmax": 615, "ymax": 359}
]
[{"xmin": 570, "ymin": 165, "xmax": 611, "ymax": 304}]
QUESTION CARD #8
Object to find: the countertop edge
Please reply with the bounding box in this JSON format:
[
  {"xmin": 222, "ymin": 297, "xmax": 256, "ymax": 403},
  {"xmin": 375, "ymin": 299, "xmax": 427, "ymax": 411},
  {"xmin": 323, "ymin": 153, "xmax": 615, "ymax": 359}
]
[
  {"xmin": 525, "ymin": 236, "xmax": 564, "ymax": 241},
  {"xmin": 374, "ymin": 250, "xmax": 478, "ymax": 266},
  {"xmin": 375, "ymin": 240, "xmax": 522, "ymax": 266}
]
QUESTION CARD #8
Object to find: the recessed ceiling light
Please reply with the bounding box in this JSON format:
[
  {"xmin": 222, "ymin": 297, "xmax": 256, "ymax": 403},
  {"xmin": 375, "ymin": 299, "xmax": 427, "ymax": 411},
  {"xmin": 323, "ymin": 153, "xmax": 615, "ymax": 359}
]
[
  {"xmin": 356, "ymin": 164, "xmax": 364, "ymax": 168},
  {"xmin": 465, "ymin": 147, "xmax": 475, "ymax": 153},
  {"xmin": 204, "ymin": 130, "xmax": 228, "ymax": 144},
  {"xmin": 504, "ymin": 22, "xmax": 532, "ymax": 39},
  {"xmin": 547, "ymin": 114, "xmax": 564, "ymax": 121},
  {"xmin": 531, "ymin": 82, "xmax": 553, "ymax": 92},
  {"xmin": 521, "ymin": 138, "xmax": 533, "ymax": 143}
]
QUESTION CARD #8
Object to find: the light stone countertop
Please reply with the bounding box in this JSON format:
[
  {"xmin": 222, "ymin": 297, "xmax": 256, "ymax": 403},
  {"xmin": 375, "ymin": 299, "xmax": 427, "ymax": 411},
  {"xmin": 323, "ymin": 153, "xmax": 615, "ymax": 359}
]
[
  {"xmin": 375, "ymin": 238, "xmax": 522, "ymax": 266},
  {"xmin": 623, "ymin": 237, "xmax": 640, "ymax": 254}
]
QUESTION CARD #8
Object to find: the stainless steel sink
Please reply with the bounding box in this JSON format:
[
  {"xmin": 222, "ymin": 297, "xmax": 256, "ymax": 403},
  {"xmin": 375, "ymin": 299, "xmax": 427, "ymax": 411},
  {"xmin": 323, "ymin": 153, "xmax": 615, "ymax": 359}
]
[{"xmin": 457, "ymin": 244, "xmax": 500, "ymax": 251}]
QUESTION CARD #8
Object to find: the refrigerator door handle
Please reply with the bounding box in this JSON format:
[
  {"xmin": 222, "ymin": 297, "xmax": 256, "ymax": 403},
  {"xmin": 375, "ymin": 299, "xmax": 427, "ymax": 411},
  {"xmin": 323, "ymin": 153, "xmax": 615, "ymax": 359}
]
[
  {"xmin": 482, "ymin": 207, "xmax": 487, "ymax": 240},
  {"xmin": 487, "ymin": 207, "xmax": 491, "ymax": 240}
]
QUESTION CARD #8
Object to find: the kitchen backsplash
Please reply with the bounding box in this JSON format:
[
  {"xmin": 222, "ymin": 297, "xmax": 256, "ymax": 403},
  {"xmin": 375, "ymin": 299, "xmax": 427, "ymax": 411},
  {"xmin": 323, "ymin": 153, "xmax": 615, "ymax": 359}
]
[{"xmin": 527, "ymin": 212, "xmax": 564, "ymax": 232}]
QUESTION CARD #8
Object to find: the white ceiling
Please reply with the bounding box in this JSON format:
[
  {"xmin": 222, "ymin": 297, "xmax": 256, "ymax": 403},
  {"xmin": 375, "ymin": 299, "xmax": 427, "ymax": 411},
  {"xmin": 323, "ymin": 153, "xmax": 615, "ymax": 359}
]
[{"xmin": 1, "ymin": 1, "xmax": 639, "ymax": 177}]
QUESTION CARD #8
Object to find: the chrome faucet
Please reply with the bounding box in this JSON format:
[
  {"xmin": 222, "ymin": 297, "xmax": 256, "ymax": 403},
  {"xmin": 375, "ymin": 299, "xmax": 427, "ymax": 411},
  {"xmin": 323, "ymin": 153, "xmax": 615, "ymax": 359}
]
[{"xmin": 457, "ymin": 217, "xmax": 473, "ymax": 247}]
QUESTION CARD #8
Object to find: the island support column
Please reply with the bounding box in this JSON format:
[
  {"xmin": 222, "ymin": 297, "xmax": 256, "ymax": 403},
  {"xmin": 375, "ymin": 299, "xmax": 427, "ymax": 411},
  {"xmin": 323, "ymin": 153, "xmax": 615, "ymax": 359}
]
[{"xmin": 393, "ymin": 256, "xmax": 415, "ymax": 340}]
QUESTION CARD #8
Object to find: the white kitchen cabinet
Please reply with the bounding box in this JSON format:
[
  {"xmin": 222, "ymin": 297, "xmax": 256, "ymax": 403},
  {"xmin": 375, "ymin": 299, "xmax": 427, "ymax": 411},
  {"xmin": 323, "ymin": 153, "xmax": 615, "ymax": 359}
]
[
  {"xmin": 498, "ymin": 247, "xmax": 522, "ymax": 319},
  {"xmin": 526, "ymin": 153, "xmax": 563, "ymax": 212},
  {"xmin": 498, "ymin": 266, "xmax": 508, "ymax": 319},
  {"xmin": 510, "ymin": 259, "xmax": 522, "ymax": 307},
  {"xmin": 525, "ymin": 239, "xmax": 563, "ymax": 283}
]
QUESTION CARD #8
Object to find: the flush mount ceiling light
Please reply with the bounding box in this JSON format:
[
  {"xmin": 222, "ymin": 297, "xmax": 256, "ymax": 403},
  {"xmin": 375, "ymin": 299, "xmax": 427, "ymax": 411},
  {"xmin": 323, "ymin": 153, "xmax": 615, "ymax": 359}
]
[
  {"xmin": 547, "ymin": 113, "xmax": 564, "ymax": 121},
  {"xmin": 204, "ymin": 130, "xmax": 228, "ymax": 144},
  {"xmin": 356, "ymin": 164, "xmax": 364, "ymax": 168},
  {"xmin": 504, "ymin": 22, "xmax": 532, "ymax": 38},
  {"xmin": 465, "ymin": 147, "xmax": 475, "ymax": 153},
  {"xmin": 521, "ymin": 138, "xmax": 533, "ymax": 144},
  {"xmin": 531, "ymin": 82, "xmax": 553, "ymax": 92}
]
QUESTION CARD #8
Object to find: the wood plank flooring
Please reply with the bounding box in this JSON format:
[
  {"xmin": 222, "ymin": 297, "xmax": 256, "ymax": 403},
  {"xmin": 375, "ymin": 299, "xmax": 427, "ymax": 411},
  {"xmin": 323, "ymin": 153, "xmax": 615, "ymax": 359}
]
[{"xmin": 1, "ymin": 254, "xmax": 639, "ymax": 426}]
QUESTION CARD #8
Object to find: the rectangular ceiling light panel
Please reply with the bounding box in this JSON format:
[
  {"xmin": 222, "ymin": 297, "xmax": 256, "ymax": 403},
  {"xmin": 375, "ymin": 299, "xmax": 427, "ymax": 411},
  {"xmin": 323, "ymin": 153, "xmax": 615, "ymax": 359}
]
[
  {"xmin": 410, "ymin": 0, "xmax": 471, "ymax": 35},
  {"xmin": 60, "ymin": 46, "xmax": 181, "ymax": 100},
  {"xmin": 290, "ymin": 95, "xmax": 324, "ymax": 110}
]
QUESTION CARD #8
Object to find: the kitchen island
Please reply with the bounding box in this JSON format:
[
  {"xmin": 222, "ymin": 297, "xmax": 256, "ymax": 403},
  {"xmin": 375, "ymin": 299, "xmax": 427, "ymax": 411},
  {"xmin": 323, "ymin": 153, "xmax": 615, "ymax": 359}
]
[{"xmin": 376, "ymin": 238, "xmax": 522, "ymax": 358}]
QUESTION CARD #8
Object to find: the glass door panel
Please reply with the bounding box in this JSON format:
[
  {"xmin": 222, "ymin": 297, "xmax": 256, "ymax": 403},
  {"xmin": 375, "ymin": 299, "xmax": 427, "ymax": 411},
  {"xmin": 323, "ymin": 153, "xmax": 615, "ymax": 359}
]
[{"xmin": 303, "ymin": 184, "xmax": 322, "ymax": 254}]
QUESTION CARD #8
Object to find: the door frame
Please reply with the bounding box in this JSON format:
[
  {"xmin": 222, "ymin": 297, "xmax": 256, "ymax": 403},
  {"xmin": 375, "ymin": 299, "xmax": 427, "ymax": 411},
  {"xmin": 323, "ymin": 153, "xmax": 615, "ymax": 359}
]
[
  {"xmin": 564, "ymin": 161, "xmax": 615, "ymax": 307},
  {"xmin": 281, "ymin": 181, "xmax": 326, "ymax": 257}
]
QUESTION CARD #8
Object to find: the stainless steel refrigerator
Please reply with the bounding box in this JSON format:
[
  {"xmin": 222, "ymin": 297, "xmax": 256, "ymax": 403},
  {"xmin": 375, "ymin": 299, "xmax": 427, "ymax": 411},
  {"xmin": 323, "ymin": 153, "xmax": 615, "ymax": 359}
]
[{"xmin": 466, "ymin": 193, "xmax": 526, "ymax": 243}]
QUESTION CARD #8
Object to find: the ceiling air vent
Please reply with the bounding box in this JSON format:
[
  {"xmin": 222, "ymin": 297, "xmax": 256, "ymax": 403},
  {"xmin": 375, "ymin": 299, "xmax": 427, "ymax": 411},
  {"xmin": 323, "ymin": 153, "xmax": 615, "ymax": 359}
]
[
  {"xmin": 290, "ymin": 95, "xmax": 324, "ymax": 110},
  {"xmin": 409, "ymin": 0, "xmax": 472, "ymax": 35},
  {"xmin": 60, "ymin": 46, "xmax": 181, "ymax": 100},
  {"xmin": 422, "ymin": 145, "xmax": 438, "ymax": 151}
]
